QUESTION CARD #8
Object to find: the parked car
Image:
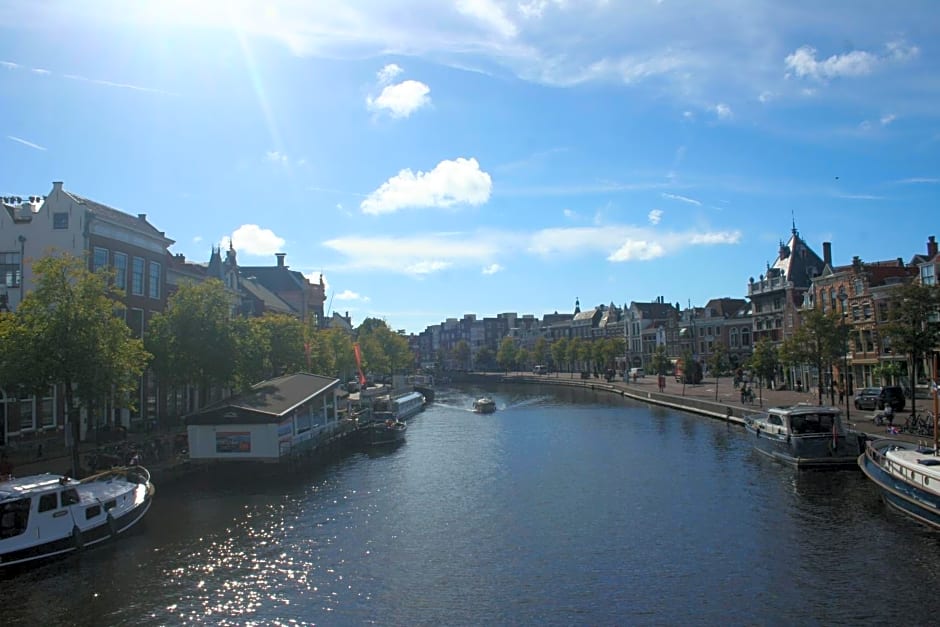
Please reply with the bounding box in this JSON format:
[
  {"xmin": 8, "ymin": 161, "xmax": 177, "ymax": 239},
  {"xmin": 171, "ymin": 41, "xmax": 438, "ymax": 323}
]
[
  {"xmin": 629, "ymin": 367, "xmax": 646, "ymax": 379},
  {"xmin": 853, "ymin": 387, "xmax": 881, "ymax": 410},
  {"xmin": 878, "ymin": 386, "xmax": 906, "ymax": 412}
]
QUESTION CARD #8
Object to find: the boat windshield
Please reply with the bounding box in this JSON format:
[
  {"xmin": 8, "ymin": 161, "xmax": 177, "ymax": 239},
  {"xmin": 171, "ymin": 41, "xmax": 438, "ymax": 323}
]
[{"xmin": 789, "ymin": 412, "xmax": 836, "ymax": 435}]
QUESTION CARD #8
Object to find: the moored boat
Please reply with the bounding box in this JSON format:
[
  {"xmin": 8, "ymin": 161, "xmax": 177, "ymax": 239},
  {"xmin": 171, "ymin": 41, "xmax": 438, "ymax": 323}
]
[
  {"xmin": 743, "ymin": 404, "xmax": 865, "ymax": 468},
  {"xmin": 1, "ymin": 466, "xmax": 154, "ymax": 569},
  {"xmin": 858, "ymin": 439, "xmax": 940, "ymax": 530},
  {"xmin": 473, "ymin": 397, "xmax": 497, "ymax": 414},
  {"xmin": 366, "ymin": 417, "xmax": 407, "ymax": 446}
]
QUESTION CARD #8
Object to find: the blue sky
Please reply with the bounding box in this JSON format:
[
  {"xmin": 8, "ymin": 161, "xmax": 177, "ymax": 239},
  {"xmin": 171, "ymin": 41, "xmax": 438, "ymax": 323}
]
[{"xmin": 1, "ymin": 1, "xmax": 938, "ymax": 333}]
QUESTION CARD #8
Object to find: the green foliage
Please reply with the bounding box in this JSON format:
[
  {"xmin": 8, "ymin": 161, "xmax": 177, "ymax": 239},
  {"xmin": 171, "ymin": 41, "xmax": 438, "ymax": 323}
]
[
  {"xmin": 551, "ymin": 338, "xmax": 569, "ymax": 372},
  {"xmin": 453, "ymin": 340, "xmax": 471, "ymax": 370},
  {"xmin": 780, "ymin": 308, "xmax": 842, "ymax": 404},
  {"xmin": 146, "ymin": 279, "xmax": 238, "ymax": 395},
  {"xmin": 649, "ymin": 345, "xmax": 670, "ymax": 375},
  {"xmin": 533, "ymin": 337, "xmax": 548, "ymax": 366},
  {"xmin": 749, "ymin": 339, "xmax": 779, "ymax": 386},
  {"xmin": 882, "ymin": 281, "xmax": 940, "ymax": 414},
  {"xmin": 475, "ymin": 347, "xmax": 497, "ymax": 371},
  {"xmin": 0, "ymin": 254, "xmax": 150, "ymax": 475},
  {"xmin": 496, "ymin": 337, "xmax": 517, "ymax": 371},
  {"xmin": 355, "ymin": 317, "xmax": 412, "ymax": 376},
  {"xmin": 516, "ymin": 347, "xmax": 531, "ymax": 371},
  {"xmin": 708, "ymin": 342, "xmax": 730, "ymax": 399}
]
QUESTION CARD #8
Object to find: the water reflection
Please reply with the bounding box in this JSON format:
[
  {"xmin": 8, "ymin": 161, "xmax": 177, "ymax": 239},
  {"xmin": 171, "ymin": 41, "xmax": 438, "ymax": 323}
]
[{"xmin": 3, "ymin": 384, "xmax": 939, "ymax": 625}]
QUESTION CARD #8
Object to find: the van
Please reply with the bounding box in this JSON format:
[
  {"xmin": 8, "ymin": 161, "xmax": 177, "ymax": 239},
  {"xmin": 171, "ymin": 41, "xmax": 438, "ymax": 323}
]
[
  {"xmin": 629, "ymin": 367, "xmax": 645, "ymax": 379},
  {"xmin": 878, "ymin": 386, "xmax": 906, "ymax": 412},
  {"xmin": 533, "ymin": 365, "xmax": 548, "ymax": 375}
]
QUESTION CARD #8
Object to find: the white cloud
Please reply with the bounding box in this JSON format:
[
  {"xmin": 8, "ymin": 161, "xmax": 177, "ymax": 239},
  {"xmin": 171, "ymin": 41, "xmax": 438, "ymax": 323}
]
[
  {"xmin": 608, "ymin": 239, "xmax": 665, "ymax": 261},
  {"xmin": 661, "ymin": 192, "xmax": 701, "ymax": 206},
  {"xmin": 482, "ymin": 263, "xmax": 503, "ymax": 275},
  {"xmin": 880, "ymin": 113, "xmax": 896, "ymax": 126},
  {"xmin": 895, "ymin": 177, "xmax": 938, "ymax": 185},
  {"xmin": 527, "ymin": 225, "xmax": 740, "ymax": 261},
  {"xmin": 7, "ymin": 135, "xmax": 46, "ymax": 151},
  {"xmin": 334, "ymin": 289, "xmax": 370, "ymax": 302},
  {"xmin": 563, "ymin": 208, "xmax": 577, "ymax": 219},
  {"xmin": 758, "ymin": 90, "xmax": 774, "ymax": 103},
  {"xmin": 455, "ymin": 0, "xmax": 518, "ymax": 38},
  {"xmin": 361, "ymin": 157, "xmax": 492, "ymax": 214},
  {"xmin": 377, "ymin": 63, "xmax": 403, "ymax": 84},
  {"xmin": 31, "ymin": 68, "xmax": 49, "ymax": 75},
  {"xmin": 366, "ymin": 79, "xmax": 431, "ymax": 118},
  {"xmin": 784, "ymin": 41, "xmax": 918, "ymax": 82},
  {"xmin": 265, "ymin": 150, "xmax": 289, "ymax": 165},
  {"xmin": 0, "ymin": 60, "xmax": 19, "ymax": 69},
  {"xmin": 647, "ymin": 209, "xmax": 663, "ymax": 225},
  {"xmin": 227, "ymin": 224, "xmax": 286, "ymax": 256},
  {"xmin": 714, "ymin": 103, "xmax": 732, "ymax": 119},
  {"xmin": 323, "ymin": 232, "xmax": 502, "ymax": 276}
]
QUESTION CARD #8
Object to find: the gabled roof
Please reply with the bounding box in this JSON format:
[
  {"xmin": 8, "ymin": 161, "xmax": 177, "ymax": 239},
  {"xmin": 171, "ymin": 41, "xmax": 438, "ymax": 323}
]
[
  {"xmin": 241, "ymin": 278, "xmax": 295, "ymax": 315},
  {"xmin": 630, "ymin": 301, "xmax": 676, "ymax": 319},
  {"xmin": 703, "ymin": 297, "xmax": 748, "ymax": 318},
  {"xmin": 186, "ymin": 372, "xmax": 339, "ymax": 425},
  {"xmin": 765, "ymin": 229, "xmax": 824, "ymax": 288},
  {"xmin": 239, "ymin": 265, "xmax": 305, "ymax": 292},
  {"xmin": 66, "ymin": 191, "xmax": 174, "ymax": 245}
]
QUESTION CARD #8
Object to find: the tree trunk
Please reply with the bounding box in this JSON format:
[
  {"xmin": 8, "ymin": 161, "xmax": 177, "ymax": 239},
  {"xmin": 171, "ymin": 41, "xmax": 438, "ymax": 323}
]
[{"xmin": 64, "ymin": 382, "xmax": 82, "ymax": 478}]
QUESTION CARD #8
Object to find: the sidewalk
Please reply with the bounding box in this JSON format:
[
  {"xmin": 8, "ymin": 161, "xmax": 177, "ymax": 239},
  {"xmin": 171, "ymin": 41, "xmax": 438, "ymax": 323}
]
[{"xmin": 512, "ymin": 371, "xmax": 934, "ymax": 444}]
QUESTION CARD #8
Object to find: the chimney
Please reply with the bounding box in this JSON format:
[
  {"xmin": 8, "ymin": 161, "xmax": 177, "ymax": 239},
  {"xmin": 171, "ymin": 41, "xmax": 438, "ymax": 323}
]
[
  {"xmin": 52, "ymin": 181, "xmax": 63, "ymax": 193},
  {"xmin": 822, "ymin": 242, "xmax": 832, "ymax": 267},
  {"xmin": 275, "ymin": 253, "xmax": 286, "ymax": 267},
  {"xmin": 928, "ymin": 235, "xmax": 938, "ymax": 258},
  {"xmin": 137, "ymin": 213, "xmax": 147, "ymax": 221}
]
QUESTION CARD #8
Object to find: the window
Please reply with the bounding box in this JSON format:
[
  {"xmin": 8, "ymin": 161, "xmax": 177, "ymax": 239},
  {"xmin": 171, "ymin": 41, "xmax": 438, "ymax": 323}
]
[
  {"xmin": 852, "ymin": 306, "xmax": 861, "ymax": 321},
  {"xmin": 863, "ymin": 304, "xmax": 873, "ymax": 320},
  {"xmin": 0, "ymin": 251, "xmax": 21, "ymax": 286},
  {"xmin": 922, "ymin": 264, "xmax": 936, "ymax": 286},
  {"xmin": 131, "ymin": 257, "xmax": 144, "ymax": 295},
  {"xmin": 85, "ymin": 505, "xmax": 102, "ymax": 519},
  {"xmin": 39, "ymin": 493, "xmax": 58, "ymax": 512},
  {"xmin": 61, "ymin": 489, "xmax": 80, "ymax": 506},
  {"xmin": 113, "ymin": 252, "xmax": 127, "ymax": 290},
  {"xmin": 53, "ymin": 212, "xmax": 69, "ymax": 229},
  {"xmin": 854, "ymin": 278, "xmax": 865, "ymax": 295},
  {"xmin": 93, "ymin": 247, "xmax": 108, "ymax": 272},
  {"xmin": 148, "ymin": 261, "xmax": 161, "ymax": 299},
  {"xmin": 878, "ymin": 302, "xmax": 889, "ymax": 322}
]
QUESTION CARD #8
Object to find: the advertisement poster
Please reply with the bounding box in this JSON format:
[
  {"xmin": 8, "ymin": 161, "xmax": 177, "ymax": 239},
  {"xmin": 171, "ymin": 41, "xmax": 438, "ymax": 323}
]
[{"xmin": 216, "ymin": 431, "xmax": 251, "ymax": 453}]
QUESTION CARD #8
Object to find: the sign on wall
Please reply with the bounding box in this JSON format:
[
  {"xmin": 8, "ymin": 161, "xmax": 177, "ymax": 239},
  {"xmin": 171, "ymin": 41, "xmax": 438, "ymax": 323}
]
[{"xmin": 216, "ymin": 431, "xmax": 251, "ymax": 453}]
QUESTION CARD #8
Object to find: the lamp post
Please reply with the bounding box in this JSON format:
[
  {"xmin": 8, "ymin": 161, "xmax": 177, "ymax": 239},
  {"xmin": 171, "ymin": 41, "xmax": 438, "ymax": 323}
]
[{"xmin": 838, "ymin": 287, "xmax": 851, "ymax": 421}]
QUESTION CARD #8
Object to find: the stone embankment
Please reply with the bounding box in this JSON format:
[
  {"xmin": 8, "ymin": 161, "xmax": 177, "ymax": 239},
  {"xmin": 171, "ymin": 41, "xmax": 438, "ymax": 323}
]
[{"xmin": 464, "ymin": 371, "xmax": 934, "ymax": 445}]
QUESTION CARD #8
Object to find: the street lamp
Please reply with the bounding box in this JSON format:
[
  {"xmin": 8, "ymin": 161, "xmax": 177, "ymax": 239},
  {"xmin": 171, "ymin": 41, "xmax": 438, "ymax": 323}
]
[{"xmin": 838, "ymin": 287, "xmax": 851, "ymax": 421}]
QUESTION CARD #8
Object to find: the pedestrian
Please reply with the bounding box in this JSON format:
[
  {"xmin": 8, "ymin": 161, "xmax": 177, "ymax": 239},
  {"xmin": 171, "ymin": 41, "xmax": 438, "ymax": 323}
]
[{"xmin": 838, "ymin": 384, "xmax": 844, "ymax": 404}]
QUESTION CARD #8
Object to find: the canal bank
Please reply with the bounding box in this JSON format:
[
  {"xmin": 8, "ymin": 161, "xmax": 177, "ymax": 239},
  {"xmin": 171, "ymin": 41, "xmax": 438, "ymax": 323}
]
[{"xmin": 456, "ymin": 370, "xmax": 925, "ymax": 445}]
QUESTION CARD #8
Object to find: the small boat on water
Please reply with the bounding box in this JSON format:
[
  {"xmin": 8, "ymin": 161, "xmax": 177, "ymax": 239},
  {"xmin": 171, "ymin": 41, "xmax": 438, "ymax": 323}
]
[
  {"xmin": 1, "ymin": 466, "xmax": 154, "ymax": 569},
  {"xmin": 365, "ymin": 418, "xmax": 407, "ymax": 446},
  {"xmin": 473, "ymin": 397, "xmax": 497, "ymax": 414},
  {"xmin": 743, "ymin": 404, "xmax": 865, "ymax": 468},
  {"xmin": 858, "ymin": 439, "xmax": 940, "ymax": 530}
]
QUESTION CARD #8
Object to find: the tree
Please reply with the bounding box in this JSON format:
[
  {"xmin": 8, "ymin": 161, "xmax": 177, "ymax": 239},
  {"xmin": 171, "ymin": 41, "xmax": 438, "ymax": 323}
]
[
  {"xmin": 649, "ymin": 345, "xmax": 670, "ymax": 376},
  {"xmin": 516, "ymin": 347, "xmax": 531, "ymax": 371},
  {"xmin": 708, "ymin": 342, "xmax": 729, "ymax": 400},
  {"xmin": 475, "ymin": 347, "xmax": 497, "ymax": 371},
  {"xmin": 567, "ymin": 338, "xmax": 583, "ymax": 373},
  {"xmin": 782, "ymin": 309, "xmax": 842, "ymax": 405},
  {"xmin": 533, "ymin": 337, "xmax": 549, "ymax": 366},
  {"xmin": 0, "ymin": 255, "xmax": 150, "ymax": 476},
  {"xmin": 147, "ymin": 279, "xmax": 239, "ymax": 406},
  {"xmin": 749, "ymin": 339, "xmax": 779, "ymax": 389},
  {"xmin": 453, "ymin": 340, "xmax": 471, "ymax": 371},
  {"xmin": 551, "ymin": 338, "xmax": 569, "ymax": 373},
  {"xmin": 882, "ymin": 281, "xmax": 940, "ymax": 419},
  {"xmin": 355, "ymin": 318, "xmax": 412, "ymax": 379},
  {"xmin": 497, "ymin": 337, "xmax": 517, "ymax": 372}
]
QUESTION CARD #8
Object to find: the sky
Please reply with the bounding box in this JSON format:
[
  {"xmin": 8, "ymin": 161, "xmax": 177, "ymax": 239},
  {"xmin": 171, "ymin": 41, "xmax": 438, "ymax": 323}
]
[{"xmin": 1, "ymin": 1, "xmax": 938, "ymax": 334}]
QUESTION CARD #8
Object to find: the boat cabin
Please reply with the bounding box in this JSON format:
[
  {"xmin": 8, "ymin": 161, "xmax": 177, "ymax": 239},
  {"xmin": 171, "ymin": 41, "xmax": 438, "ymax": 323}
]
[
  {"xmin": 758, "ymin": 405, "xmax": 842, "ymax": 437},
  {"xmin": 1, "ymin": 476, "xmax": 96, "ymax": 541}
]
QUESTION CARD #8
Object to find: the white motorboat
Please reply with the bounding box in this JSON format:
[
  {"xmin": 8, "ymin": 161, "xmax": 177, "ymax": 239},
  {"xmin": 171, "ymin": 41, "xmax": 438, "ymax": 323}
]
[
  {"xmin": 473, "ymin": 397, "xmax": 497, "ymax": 414},
  {"xmin": 1, "ymin": 466, "xmax": 154, "ymax": 569},
  {"xmin": 859, "ymin": 439, "xmax": 940, "ymax": 530},
  {"xmin": 743, "ymin": 404, "xmax": 865, "ymax": 468}
]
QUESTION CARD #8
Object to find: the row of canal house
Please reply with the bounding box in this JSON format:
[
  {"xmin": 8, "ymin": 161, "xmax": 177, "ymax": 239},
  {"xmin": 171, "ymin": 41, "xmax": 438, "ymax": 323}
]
[
  {"xmin": 0, "ymin": 181, "xmax": 331, "ymax": 447},
  {"xmin": 412, "ymin": 225, "xmax": 939, "ymax": 390},
  {"xmin": 747, "ymin": 227, "xmax": 940, "ymax": 394}
]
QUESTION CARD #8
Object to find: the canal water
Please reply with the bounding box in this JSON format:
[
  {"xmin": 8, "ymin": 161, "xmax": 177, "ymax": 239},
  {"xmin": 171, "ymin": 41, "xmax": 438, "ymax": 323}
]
[{"xmin": 4, "ymin": 384, "xmax": 939, "ymax": 625}]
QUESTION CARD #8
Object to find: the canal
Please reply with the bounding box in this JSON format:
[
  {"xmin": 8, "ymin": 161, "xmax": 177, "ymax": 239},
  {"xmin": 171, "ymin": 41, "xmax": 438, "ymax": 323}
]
[{"xmin": 4, "ymin": 384, "xmax": 938, "ymax": 625}]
